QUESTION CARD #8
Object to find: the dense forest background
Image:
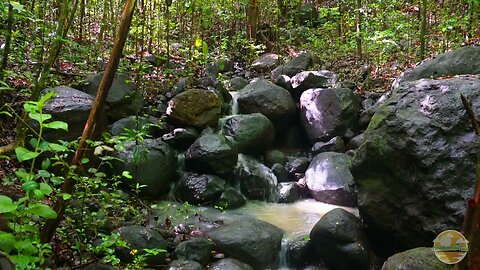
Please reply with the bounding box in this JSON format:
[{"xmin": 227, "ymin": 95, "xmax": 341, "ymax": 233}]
[{"xmin": 1, "ymin": 0, "xmax": 480, "ymax": 269}]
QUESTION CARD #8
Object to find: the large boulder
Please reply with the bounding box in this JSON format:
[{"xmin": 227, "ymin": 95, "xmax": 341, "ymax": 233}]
[
  {"xmin": 172, "ymin": 237, "xmax": 213, "ymax": 266},
  {"xmin": 300, "ymin": 88, "xmax": 361, "ymax": 143},
  {"xmin": 166, "ymin": 260, "xmax": 203, "ymax": 270},
  {"xmin": 174, "ymin": 172, "xmax": 225, "ymax": 204},
  {"xmin": 208, "ymin": 218, "xmax": 284, "ymax": 269},
  {"xmin": 110, "ymin": 116, "xmax": 166, "ymax": 138},
  {"xmin": 219, "ymin": 113, "xmax": 275, "ymax": 155},
  {"xmin": 167, "ymin": 89, "xmax": 222, "ymax": 128},
  {"xmin": 209, "ymin": 258, "xmax": 254, "ymax": 270},
  {"xmin": 234, "ymin": 154, "xmax": 279, "ymax": 202},
  {"xmin": 111, "ymin": 139, "xmax": 177, "ymax": 197},
  {"xmin": 381, "ymin": 247, "xmax": 453, "ymax": 270},
  {"xmin": 185, "ymin": 133, "xmax": 238, "ymax": 175},
  {"xmin": 290, "ymin": 70, "xmax": 338, "ymax": 100},
  {"xmin": 271, "ymin": 52, "xmax": 313, "ymax": 83},
  {"xmin": 236, "ymin": 79, "xmax": 296, "ymax": 131},
  {"xmin": 76, "ymin": 72, "xmax": 144, "ymax": 121},
  {"xmin": 310, "ymin": 209, "xmax": 370, "ymax": 270},
  {"xmin": 252, "ymin": 53, "xmax": 280, "ymax": 72},
  {"xmin": 117, "ymin": 225, "xmax": 171, "ymax": 266},
  {"xmin": 305, "ymin": 152, "xmax": 356, "ymax": 207},
  {"xmin": 41, "ymin": 86, "xmax": 107, "ymax": 142},
  {"xmin": 216, "ymin": 187, "xmax": 247, "ymax": 209},
  {"xmin": 395, "ymin": 46, "xmax": 480, "ymax": 86},
  {"xmin": 351, "ymin": 77, "xmax": 479, "ymax": 253}
]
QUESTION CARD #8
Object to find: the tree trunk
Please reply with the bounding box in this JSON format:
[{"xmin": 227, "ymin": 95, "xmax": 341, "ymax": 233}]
[
  {"xmin": 40, "ymin": 0, "xmax": 137, "ymax": 244},
  {"xmin": 246, "ymin": 0, "xmax": 259, "ymax": 40},
  {"xmin": 419, "ymin": 0, "xmax": 428, "ymax": 60},
  {"xmin": 356, "ymin": 0, "xmax": 363, "ymax": 59},
  {"xmin": 0, "ymin": 3, "xmax": 14, "ymax": 80}
]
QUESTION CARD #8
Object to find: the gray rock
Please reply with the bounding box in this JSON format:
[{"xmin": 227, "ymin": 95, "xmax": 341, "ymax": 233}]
[
  {"xmin": 236, "ymin": 78, "xmax": 296, "ymax": 131},
  {"xmin": 346, "ymin": 133, "xmax": 364, "ymax": 150},
  {"xmin": 162, "ymin": 127, "xmax": 199, "ymax": 150},
  {"xmin": 278, "ymin": 182, "xmax": 302, "ymax": 203},
  {"xmin": 276, "ymin": 74, "xmax": 293, "ymax": 91},
  {"xmin": 216, "ymin": 187, "xmax": 246, "ymax": 209},
  {"xmin": 305, "ymin": 152, "xmax": 356, "ymax": 207},
  {"xmin": 227, "ymin": 77, "xmax": 249, "ymax": 91},
  {"xmin": 252, "ymin": 53, "xmax": 280, "ymax": 72},
  {"xmin": 265, "ymin": 150, "xmax": 287, "ymax": 167},
  {"xmin": 310, "ymin": 209, "xmax": 370, "ymax": 270},
  {"xmin": 271, "ymin": 52, "xmax": 313, "ymax": 83},
  {"xmin": 75, "ymin": 72, "xmax": 144, "ymax": 121},
  {"xmin": 271, "ymin": 163, "xmax": 290, "ymax": 183},
  {"xmin": 185, "ymin": 133, "xmax": 238, "ymax": 175},
  {"xmin": 111, "ymin": 139, "xmax": 177, "ymax": 197},
  {"xmin": 311, "ymin": 136, "xmax": 345, "ymax": 155},
  {"xmin": 290, "ymin": 70, "xmax": 338, "ymax": 100},
  {"xmin": 171, "ymin": 77, "xmax": 189, "ymax": 97},
  {"xmin": 286, "ymin": 156, "xmax": 311, "ymax": 175},
  {"xmin": 381, "ymin": 247, "xmax": 453, "ymax": 270},
  {"xmin": 167, "ymin": 89, "xmax": 222, "ymax": 128},
  {"xmin": 0, "ymin": 252, "xmax": 14, "ymax": 270},
  {"xmin": 219, "ymin": 113, "xmax": 275, "ymax": 155},
  {"xmin": 351, "ymin": 77, "xmax": 479, "ymax": 251},
  {"xmin": 208, "ymin": 218, "xmax": 284, "ymax": 269},
  {"xmin": 166, "ymin": 260, "xmax": 203, "ymax": 270},
  {"xmin": 209, "ymin": 258, "xmax": 254, "ymax": 270},
  {"xmin": 174, "ymin": 172, "xmax": 225, "ymax": 204},
  {"xmin": 287, "ymin": 236, "xmax": 317, "ymax": 268},
  {"xmin": 395, "ymin": 46, "xmax": 480, "ymax": 87},
  {"xmin": 300, "ymin": 88, "xmax": 361, "ymax": 142},
  {"xmin": 215, "ymin": 57, "xmax": 235, "ymax": 73},
  {"xmin": 117, "ymin": 225, "xmax": 170, "ymax": 265},
  {"xmin": 41, "ymin": 86, "xmax": 107, "ymax": 142},
  {"xmin": 173, "ymin": 237, "xmax": 213, "ymax": 266},
  {"xmin": 235, "ymin": 154, "xmax": 279, "ymax": 202},
  {"xmin": 110, "ymin": 116, "xmax": 166, "ymax": 138}
]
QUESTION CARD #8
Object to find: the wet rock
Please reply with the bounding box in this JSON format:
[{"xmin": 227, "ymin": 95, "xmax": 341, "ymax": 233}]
[
  {"xmin": 162, "ymin": 127, "xmax": 199, "ymax": 150},
  {"xmin": 166, "ymin": 260, "xmax": 203, "ymax": 270},
  {"xmin": 209, "ymin": 258, "xmax": 254, "ymax": 270},
  {"xmin": 252, "ymin": 53, "xmax": 280, "ymax": 72},
  {"xmin": 271, "ymin": 52, "xmax": 313, "ymax": 83},
  {"xmin": 278, "ymin": 182, "xmax": 302, "ymax": 203},
  {"xmin": 265, "ymin": 150, "xmax": 287, "ymax": 167},
  {"xmin": 75, "ymin": 72, "xmax": 144, "ymax": 121},
  {"xmin": 276, "ymin": 74, "xmax": 293, "ymax": 91},
  {"xmin": 351, "ymin": 77, "xmax": 480, "ymax": 253},
  {"xmin": 215, "ymin": 57, "xmax": 235, "ymax": 73},
  {"xmin": 227, "ymin": 77, "xmax": 249, "ymax": 91},
  {"xmin": 300, "ymin": 88, "xmax": 361, "ymax": 142},
  {"xmin": 208, "ymin": 218, "xmax": 283, "ymax": 269},
  {"xmin": 235, "ymin": 154, "xmax": 279, "ymax": 202},
  {"xmin": 216, "ymin": 187, "xmax": 246, "ymax": 209},
  {"xmin": 311, "ymin": 136, "xmax": 345, "ymax": 155},
  {"xmin": 290, "ymin": 70, "xmax": 338, "ymax": 100},
  {"xmin": 172, "ymin": 237, "xmax": 213, "ymax": 266},
  {"xmin": 174, "ymin": 172, "xmax": 225, "ymax": 204},
  {"xmin": 287, "ymin": 236, "xmax": 317, "ymax": 268},
  {"xmin": 41, "ymin": 86, "xmax": 107, "ymax": 142},
  {"xmin": 286, "ymin": 156, "xmax": 311, "ymax": 175},
  {"xmin": 117, "ymin": 225, "xmax": 171, "ymax": 265},
  {"xmin": 219, "ymin": 113, "xmax": 275, "ymax": 155},
  {"xmin": 305, "ymin": 152, "xmax": 356, "ymax": 207},
  {"xmin": 346, "ymin": 133, "xmax": 364, "ymax": 151},
  {"xmin": 395, "ymin": 46, "xmax": 480, "ymax": 87},
  {"xmin": 236, "ymin": 78, "xmax": 296, "ymax": 131},
  {"xmin": 171, "ymin": 77, "xmax": 189, "ymax": 97},
  {"xmin": 381, "ymin": 247, "xmax": 452, "ymax": 270},
  {"xmin": 271, "ymin": 163, "xmax": 290, "ymax": 183},
  {"xmin": 310, "ymin": 209, "xmax": 370, "ymax": 270},
  {"xmin": 111, "ymin": 139, "xmax": 177, "ymax": 197},
  {"xmin": 110, "ymin": 116, "xmax": 166, "ymax": 138},
  {"xmin": 185, "ymin": 133, "xmax": 238, "ymax": 175},
  {"xmin": 167, "ymin": 89, "xmax": 222, "ymax": 128}
]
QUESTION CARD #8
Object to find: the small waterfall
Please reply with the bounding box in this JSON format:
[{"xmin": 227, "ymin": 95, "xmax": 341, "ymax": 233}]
[{"xmin": 276, "ymin": 238, "xmax": 291, "ymax": 270}]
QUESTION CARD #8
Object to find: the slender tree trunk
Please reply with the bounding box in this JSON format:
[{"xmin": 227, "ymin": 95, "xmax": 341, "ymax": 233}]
[
  {"xmin": 0, "ymin": 4, "xmax": 14, "ymax": 80},
  {"xmin": 356, "ymin": 0, "xmax": 363, "ymax": 59},
  {"xmin": 246, "ymin": 0, "xmax": 259, "ymax": 40},
  {"xmin": 165, "ymin": 0, "xmax": 171, "ymax": 65},
  {"xmin": 419, "ymin": 0, "xmax": 428, "ymax": 60},
  {"xmin": 40, "ymin": 0, "xmax": 137, "ymax": 244}
]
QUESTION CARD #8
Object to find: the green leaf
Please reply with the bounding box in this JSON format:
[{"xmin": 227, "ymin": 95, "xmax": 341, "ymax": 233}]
[
  {"xmin": 12, "ymin": 254, "xmax": 30, "ymax": 269},
  {"xmin": 23, "ymin": 102, "xmax": 37, "ymax": 114},
  {"xmin": 37, "ymin": 170, "xmax": 51, "ymax": 178},
  {"xmin": 122, "ymin": 171, "xmax": 133, "ymax": 179},
  {"xmin": 39, "ymin": 183, "xmax": 53, "ymax": 195},
  {"xmin": 15, "ymin": 147, "xmax": 40, "ymax": 162},
  {"xmin": 41, "ymin": 158, "xmax": 51, "ymax": 170},
  {"xmin": 15, "ymin": 169, "xmax": 34, "ymax": 181},
  {"xmin": 27, "ymin": 203, "xmax": 57, "ymax": 219},
  {"xmin": 0, "ymin": 233, "xmax": 16, "ymax": 253},
  {"xmin": 28, "ymin": 112, "xmax": 52, "ymax": 123},
  {"xmin": 81, "ymin": 158, "xmax": 90, "ymax": 164},
  {"xmin": 32, "ymin": 189, "xmax": 45, "ymax": 200},
  {"xmin": 61, "ymin": 193, "xmax": 72, "ymax": 200},
  {"xmin": 22, "ymin": 181, "xmax": 39, "ymax": 192},
  {"xmin": 43, "ymin": 121, "xmax": 68, "ymax": 131},
  {"xmin": 9, "ymin": 1, "xmax": 24, "ymax": 13},
  {"xmin": 47, "ymin": 143, "xmax": 68, "ymax": 152},
  {"xmin": 0, "ymin": 195, "xmax": 17, "ymax": 213},
  {"xmin": 0, "ymin": 111, "xmax": 12, "ymax": 117},
  {"xmin": 38, "ymin": 91, "xmax": 56, "ymax": 107}
]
